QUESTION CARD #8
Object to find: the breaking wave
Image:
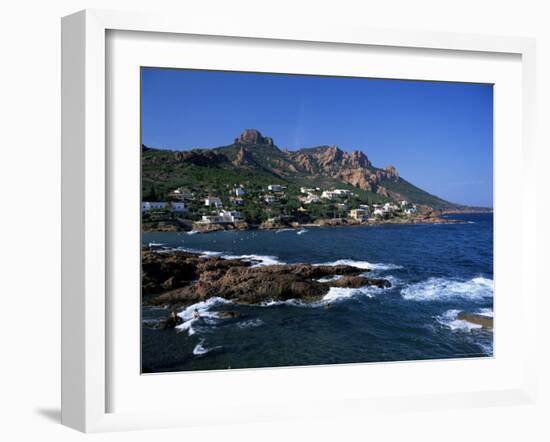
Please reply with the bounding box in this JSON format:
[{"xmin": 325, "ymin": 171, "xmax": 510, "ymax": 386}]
[
  {"xmin": 220, "ymin": 253, "xmax": 283, "ymax": 267},
  {"xmin": 236, "ymin": 318, "xmax": 264, "ymax": 328},
  {"xmin": 193, "ymin": 340, "xmax": 210, "ymax": 355},
  {"xmin": 259, "ymin": 283, "xmax": 390, "ymax": 308},
  {"xmin": 436, "ymin": 309, "xmax": 483, "ymax": 332},
  {"xmin": 174, "ymin": 247, "xmax": 283, "ymax": 267},
  {"xmin": 316, "ymin": 259, "xmax": 403, "ymax": 271},
  {"xmin": 401, "ymin": 276, "xmax": 493, "ymax": 301},
  {"xmin": 176, "ymin": 297, "xmax": 231, "ymax": 336}
]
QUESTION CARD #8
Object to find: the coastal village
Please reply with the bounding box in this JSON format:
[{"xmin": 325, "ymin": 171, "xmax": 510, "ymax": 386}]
[{"xmin": 141, "ymin": 182, "xmax": 427, "ymax": 233}]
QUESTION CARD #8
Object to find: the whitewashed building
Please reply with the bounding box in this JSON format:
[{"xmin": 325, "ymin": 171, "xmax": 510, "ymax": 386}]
[
  {"xmin": 171, "ymin": 202, "xmax": 187, "ymax": 212},
  {"xmin": 200, "ymin": 210, "xmax": 242, "ymax": 224},
  {"xmin": 234, "ymin": 187, "xmax": 246, "ymax": 197},
  {"xmin": 299, "ymin": 193, "xmax": 320, "ymax": 204},
  {"xmin": 349, "ymin": 208, "xmax": 370, "ymax": 221},
  {"xmin": 333, "ymin": 189, "xmax": 352, "ymax": 196},
  {"xmin": 264, "ymin": 195, "xmax": 279, "ymax": 204},
  {"xmin": 141, "ymin": 201, "xmax": 168, "ymax": 212},
  {"xmin": 204, "ymin": 196, "xmax": 222, "ymax": 208},
  {"xmin": 169, "ymin": 187, "xmax": 194, "ymax": 200},
  {"xmin": 219, "ymin": 210, "xmax": 242, "ymax": 222},
  {"xmin": 267, "ymin": 184, "xmax": 283, "ymax": 192}
]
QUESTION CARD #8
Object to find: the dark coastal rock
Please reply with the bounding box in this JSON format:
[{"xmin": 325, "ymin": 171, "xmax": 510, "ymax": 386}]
[
  {"xmin": 457, "ymin": 312, "xmax": 493, "ymax": 329},
  {"xmin": 324, "ymin": 275, "xmax": 392, "ymax": 288},
  {"xmin": 144, "ymin": 250, "xmax": 390, "ymax": 307},
  {"xmin": 158, "ymin": 311, "xmax": 183, "ymax": 330},
  {"xmin": 217, "ymin": 311, "xmax": 242, "ymax": 319}
]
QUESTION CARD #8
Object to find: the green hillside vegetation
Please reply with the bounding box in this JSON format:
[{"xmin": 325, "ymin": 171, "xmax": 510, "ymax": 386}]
[{"xmin": 142, "ymin": 129, "xmax": 464, "ymax": 227}]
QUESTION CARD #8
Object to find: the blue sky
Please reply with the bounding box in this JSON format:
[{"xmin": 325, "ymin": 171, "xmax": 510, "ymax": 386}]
[{"xmin": 141, "ymin": 68, "xmax": 493, "ymax": 207}]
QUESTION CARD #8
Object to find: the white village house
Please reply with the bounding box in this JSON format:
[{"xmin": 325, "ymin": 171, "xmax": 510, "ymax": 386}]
[
  {"xmin": 204, "ymin": 196, "xmax": 222, "ymax": 208},
  {"xmin": 263, "ymin": 195, "xmax": 279, "ymax": 204},
  {"xmin": 169, "ymin": 187, "xmax": 194, "ymax": 200},
  {"xmin": 171, "ymin": 202, "xmax": 187, "ymax": 213},
  {"xmin": 141, "ymin": 201, "xmax": 168, "ymax": 212},
  {"xmin": 142, "ymin": 201, "xmax": 187, "ymax": 212},
  {"xmin": 332, "ymin": 189, "xmax": 352, "ymax": 196},
  {"xmin": 404, "ymin": 206, "xmax": 418, "ymax": 215},
  {"xmin": 267, "ymin": 184, "xmax": 284, "ymax": 192},
  {"xmin": 234, "ymin": 186, "xmax": 246, "ymax": 197},
  {"xmin": 299, "ymin": 193, "xmax": 321, "ymax": 204},
  {"xmin": 349, "ymin": 208, "xmax": 370, "ymax": 221},
  {"xmin": 200, "ymin": 210, "xmax": 242, "ymax": 224}
]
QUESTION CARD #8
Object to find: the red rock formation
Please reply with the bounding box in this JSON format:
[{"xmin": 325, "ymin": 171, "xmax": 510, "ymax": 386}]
[{"xmin": 234, "ymin": 129, "xmax": 273, "ymax": 146}]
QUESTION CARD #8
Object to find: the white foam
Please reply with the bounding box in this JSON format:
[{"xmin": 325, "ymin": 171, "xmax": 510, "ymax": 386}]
[
  {"xmin": 476, "ymin": 308, "xmax": 494, "ymax": 317},
  {"xmin": 236, "ymin": 318, "xmax": 264, "ymax": 328},
  {"xmin": 316, "ymin": 259, "xmax": 403, "ymax": 271},
  {"xmin": 220, "ymin": 253, "xmax": 283, "ymax": 267},
  {"xmin": 175, "ymin": 246, "xmax": 223, "ymax": 257},
  {"xmin": 321, "ymin": 286, "xmax": 378, "ymax": 303},
  {"xmin": 176, "ymin": 297, "xmax": 231, "ymax": 336},
  {"xmin": 259, "ymin": 299, "xmax": 306, "ymax": 307},
  {"xmin": 316, "ymin": 275, "xmax": 344, "ymax": 283},
  {"xmin": 175, "ymin": 247, "xmax": 282, "ymax": 266},
  {"xmin": 193, "ymin": 340, "xmax": 209, "ymax": 355},
  {"xmin": 436, "ymin": 309, "xmax": 483, "ymax": 332},
  {"xmin": 401, "ymin": 276, "xmax": 493, "ymax": 301},
  {"xmin": 259, "ymin": 281, "xmax": 390, "ymax": 308}
]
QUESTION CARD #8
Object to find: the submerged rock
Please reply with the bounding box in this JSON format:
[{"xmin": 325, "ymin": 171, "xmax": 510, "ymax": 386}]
[
  {"xmin": 158, "ymin": 311, "xmax": 183, "ymax": 330},
  {"xmin": 217, "ymin": 311, "xmax": 242, "ymax": 319},
  {"xmin": 457, "ymin": 312, "xmax": 493, "ymax": 329}
]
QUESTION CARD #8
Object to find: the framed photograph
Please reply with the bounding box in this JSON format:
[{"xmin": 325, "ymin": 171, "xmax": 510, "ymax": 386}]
[{"xmin": 62, "ymin": 9, "xmax": 538, "ymax": 432}]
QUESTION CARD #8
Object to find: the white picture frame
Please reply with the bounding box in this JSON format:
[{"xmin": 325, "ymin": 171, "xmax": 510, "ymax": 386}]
[{"xmin": 61, "ymin": 9, "xmax": 538, "ymax": 433}]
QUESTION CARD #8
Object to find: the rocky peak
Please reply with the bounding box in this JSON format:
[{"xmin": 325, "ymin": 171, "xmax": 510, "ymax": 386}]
[
  {"xmin": 234, "ymin": 129, "xmax": 274, "ymax": 146},
  {"xmin": 350, "ymin": 150, "xmax": 371, "ymax": 168},
  {"xmin": 318, "ymin": 145, "xmax": 343, "ymax": 167},
  {"xmin": 384, "ymin": 165, "xmax": 399, "ymax": 180}
]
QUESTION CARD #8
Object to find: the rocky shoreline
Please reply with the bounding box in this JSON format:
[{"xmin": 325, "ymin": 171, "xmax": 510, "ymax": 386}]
[
  {"xmin": 143, "ymin": 213, "xmax": 461, "ymax": 233},
  {"xmin": 142, "ymin": 249, "xmax": 391, "ymax": 313}
]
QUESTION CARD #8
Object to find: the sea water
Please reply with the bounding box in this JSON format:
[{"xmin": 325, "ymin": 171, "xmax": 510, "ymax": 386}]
[{"xmin": 142, "ymin": 213, "xmax": 493, "ymax": 372}]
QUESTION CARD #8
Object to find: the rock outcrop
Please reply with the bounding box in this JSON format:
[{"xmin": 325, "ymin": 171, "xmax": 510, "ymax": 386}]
[
  {"xmin": 143, "ymin": 250, "xmax": 391, "ymax": 307},
  {"xmin": 232, "ymin": 146, "xmax": 256, "ymax": 167},
  {"xmin": 235, "ymin": 129, "xmax": 274, "ymax": 146},
  {"xmin": 457, "ymin": 312, "xmax": 493, "ymax": 329},
  {"xmin": 285, "ymin": 145, "xmax": 400, "ymax": 193}
]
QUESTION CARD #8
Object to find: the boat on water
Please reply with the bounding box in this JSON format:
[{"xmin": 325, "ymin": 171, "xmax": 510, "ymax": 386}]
[
  {"xmin": 186, "ymin": 230, "xmax": 199, "ymax": 235},
  {"xmin": 148, "ymin": 242, "xmax": 165, "ymax": 249},
  {"xmin": 297, "ymin": 228, "xmax": 308, "ymax": 235}
]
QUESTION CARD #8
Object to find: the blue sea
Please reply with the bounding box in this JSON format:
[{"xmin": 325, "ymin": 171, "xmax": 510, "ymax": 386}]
[{"xmin": 142, "ymin": 213, "xmax": 493, "ymax": 372}]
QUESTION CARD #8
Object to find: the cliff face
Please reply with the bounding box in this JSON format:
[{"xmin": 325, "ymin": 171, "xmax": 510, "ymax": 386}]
[{"xmin": 287, "ymin": 143, "xmax": 398, "ymax": 193}]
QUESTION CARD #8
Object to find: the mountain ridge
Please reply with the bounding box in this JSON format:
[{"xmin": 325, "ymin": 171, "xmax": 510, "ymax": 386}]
[{"xmin": 142, "ymin": 129, "xmax": 471, "ymax": 211}]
